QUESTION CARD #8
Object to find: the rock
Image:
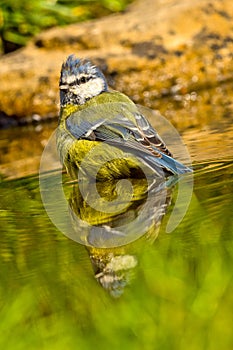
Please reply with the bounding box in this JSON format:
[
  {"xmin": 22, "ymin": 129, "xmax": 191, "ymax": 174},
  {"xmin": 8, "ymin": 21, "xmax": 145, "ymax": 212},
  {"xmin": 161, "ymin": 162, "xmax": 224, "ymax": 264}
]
[{"xmin": 0, "ymin": 0, "xmax": 232, "ymax": 124}]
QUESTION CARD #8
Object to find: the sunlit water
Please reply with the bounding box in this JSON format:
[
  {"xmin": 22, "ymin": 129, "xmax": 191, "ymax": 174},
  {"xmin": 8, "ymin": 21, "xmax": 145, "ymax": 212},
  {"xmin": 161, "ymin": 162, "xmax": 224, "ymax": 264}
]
[{"xmin": 0, "ymin": 108, "xmax": 232, "ymax": 349}]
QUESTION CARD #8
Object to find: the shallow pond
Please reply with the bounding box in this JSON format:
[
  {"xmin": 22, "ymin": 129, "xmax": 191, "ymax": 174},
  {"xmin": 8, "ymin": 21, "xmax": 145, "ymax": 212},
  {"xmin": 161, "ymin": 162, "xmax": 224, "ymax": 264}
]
[{"xmin": 0, "ymin": 91, "xmax": 233, "ymax": 349}]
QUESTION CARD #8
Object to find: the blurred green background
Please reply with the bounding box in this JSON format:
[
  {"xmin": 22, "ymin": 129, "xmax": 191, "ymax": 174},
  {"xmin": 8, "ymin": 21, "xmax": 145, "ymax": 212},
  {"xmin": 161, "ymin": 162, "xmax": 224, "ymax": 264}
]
[{"xmin": 0, "ymin": 0, "xmax": 132, "ymax": 53}]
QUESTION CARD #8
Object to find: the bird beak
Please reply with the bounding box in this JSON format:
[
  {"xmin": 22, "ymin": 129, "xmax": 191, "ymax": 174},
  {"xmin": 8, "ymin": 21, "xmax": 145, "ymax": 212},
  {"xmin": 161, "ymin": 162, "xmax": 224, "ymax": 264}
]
[{"xmin": 59, "ymin": 84, "xmax": 68, "ymax": 91}]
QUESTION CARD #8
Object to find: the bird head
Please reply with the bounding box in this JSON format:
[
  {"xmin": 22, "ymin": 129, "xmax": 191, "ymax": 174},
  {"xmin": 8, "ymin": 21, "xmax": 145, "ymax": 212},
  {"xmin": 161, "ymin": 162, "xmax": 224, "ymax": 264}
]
[{"xmin": 59, "ymin": 55, "xmax": 108, "ymax": 107}]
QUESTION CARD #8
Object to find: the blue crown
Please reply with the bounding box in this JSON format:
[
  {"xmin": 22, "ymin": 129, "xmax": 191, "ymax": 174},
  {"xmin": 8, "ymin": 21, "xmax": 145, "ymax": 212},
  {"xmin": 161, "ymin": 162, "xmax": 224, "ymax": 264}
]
[{"xmin": 61, "ymin": 55, "xmax": 98, "ymax": 79}]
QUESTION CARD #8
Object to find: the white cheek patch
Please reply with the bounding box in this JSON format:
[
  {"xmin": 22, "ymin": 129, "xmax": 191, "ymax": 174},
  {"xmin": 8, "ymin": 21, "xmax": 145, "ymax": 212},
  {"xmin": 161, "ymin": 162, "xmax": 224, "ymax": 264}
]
[{"xmin": 72, "ymin": 77, "xmax": 105, "ymax": 98}]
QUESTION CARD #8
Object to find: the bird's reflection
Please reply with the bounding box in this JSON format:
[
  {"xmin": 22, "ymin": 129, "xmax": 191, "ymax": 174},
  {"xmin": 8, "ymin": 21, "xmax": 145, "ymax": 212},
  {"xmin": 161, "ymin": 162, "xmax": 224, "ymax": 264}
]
[{"xmin": 67, "ymin": 176, "xmax": 177, "ymax": 297}]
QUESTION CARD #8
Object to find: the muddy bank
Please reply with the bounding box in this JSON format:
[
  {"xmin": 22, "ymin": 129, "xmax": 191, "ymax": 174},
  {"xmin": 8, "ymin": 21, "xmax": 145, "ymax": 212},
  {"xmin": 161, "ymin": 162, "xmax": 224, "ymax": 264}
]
[{"xmin": 0, "ymin": 0, "xmax": 232, "ymax": 126}]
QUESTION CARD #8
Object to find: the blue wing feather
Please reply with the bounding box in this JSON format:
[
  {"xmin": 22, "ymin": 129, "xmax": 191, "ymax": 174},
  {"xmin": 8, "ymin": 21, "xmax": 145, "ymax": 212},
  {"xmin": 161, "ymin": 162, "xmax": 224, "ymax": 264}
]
[{"xmin": 65, "ymin": 109, "xmax": 192, "ymax": 176}]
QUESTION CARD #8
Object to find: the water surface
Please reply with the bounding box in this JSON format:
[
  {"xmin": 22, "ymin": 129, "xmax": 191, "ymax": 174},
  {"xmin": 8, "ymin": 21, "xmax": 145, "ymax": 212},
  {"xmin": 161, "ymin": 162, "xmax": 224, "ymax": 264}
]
[{"xmin": 0, "ymin": 100, "xmax": 232, "ymax": 349}]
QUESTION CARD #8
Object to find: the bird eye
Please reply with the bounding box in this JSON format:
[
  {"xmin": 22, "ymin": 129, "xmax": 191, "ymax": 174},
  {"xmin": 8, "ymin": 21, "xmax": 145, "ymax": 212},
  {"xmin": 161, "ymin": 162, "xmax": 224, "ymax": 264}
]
[{"xmin": 80, "ymin": 76, "xmax": 86, "ymax": 84}]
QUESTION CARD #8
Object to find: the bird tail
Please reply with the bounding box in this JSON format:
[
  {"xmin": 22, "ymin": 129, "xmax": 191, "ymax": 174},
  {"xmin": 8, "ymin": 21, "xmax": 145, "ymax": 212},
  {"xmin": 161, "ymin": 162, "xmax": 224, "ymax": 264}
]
[{"xmin": 140, "ymin": 150, "xmax": 192, "ymax": 176}]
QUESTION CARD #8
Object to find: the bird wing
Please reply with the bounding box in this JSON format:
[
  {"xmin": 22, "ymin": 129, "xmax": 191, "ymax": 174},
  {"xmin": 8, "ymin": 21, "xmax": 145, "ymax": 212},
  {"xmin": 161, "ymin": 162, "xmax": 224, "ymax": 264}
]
[
  {"xmin": 65, "ymin": 107, "xmax": 191, "ymax": 175},
  {"xmin": 92, "ymin": 123, "xmax": 190, "ymax": 175},
  {"xmin": 66, "ymin": 115, "xmax": 106, "ymax": 140},
  {"xmin": 132, "ymin": 112, "xmax": 172, "ymax": 157}
]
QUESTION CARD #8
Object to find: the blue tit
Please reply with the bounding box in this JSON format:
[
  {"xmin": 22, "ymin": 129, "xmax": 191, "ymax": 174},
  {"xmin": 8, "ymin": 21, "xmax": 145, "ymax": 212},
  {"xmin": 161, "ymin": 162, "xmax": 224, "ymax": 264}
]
[{"xmin": 57, "ymin": 55, "xmax": 192, "ymax": 181}]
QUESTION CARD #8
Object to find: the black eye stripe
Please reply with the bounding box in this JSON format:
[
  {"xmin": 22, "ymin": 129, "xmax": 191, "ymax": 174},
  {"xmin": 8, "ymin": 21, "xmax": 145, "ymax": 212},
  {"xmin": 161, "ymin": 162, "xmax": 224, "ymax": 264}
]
[
  {"xmin": 79, "ymin": 76, "xmax": 92, "ymax": 83},
  {"xmin": 69, "ymin": 81, "xmax": 76, "ymax": 86},
  {"xmin": 61, "ymin": 76, "xmax": 92, "ymax": 88}
]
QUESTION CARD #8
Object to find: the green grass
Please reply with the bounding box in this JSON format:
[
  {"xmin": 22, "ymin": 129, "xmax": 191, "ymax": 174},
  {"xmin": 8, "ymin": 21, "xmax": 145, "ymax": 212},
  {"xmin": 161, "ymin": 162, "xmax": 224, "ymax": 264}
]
[{"xmin": 0, "ymin": 0, "xmax": 133, "ymax": 53}]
